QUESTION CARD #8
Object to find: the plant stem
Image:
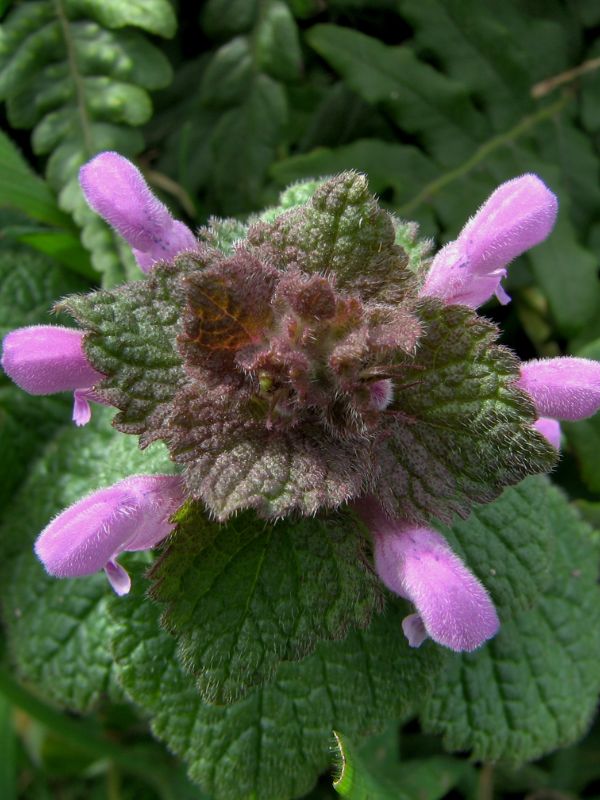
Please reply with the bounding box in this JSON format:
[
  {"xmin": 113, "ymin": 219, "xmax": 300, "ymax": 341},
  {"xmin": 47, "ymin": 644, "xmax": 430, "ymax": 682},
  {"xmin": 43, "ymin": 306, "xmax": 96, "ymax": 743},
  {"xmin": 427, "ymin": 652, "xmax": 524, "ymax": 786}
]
[
  {"xmin": 398, "ymin": 93, "xmax": 569, "ymax": 216},
  {"xmin": 478, "ymin": 762, "xmax": 494, "ymax": 800},
  {"xmin": 54, "ymin": 0, "xmax": 95, "ymax": 156}
]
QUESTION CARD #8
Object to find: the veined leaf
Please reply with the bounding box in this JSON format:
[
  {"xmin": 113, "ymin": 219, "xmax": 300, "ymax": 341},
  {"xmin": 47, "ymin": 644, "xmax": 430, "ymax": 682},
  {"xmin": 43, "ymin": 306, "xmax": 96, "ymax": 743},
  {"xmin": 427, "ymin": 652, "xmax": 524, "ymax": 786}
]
[
  {"xmin": 0, "ymin": 129, "xmax": 71, "ymax": 228},
  {"xmin": 421, "ymin": 480, "xmax": 600, "ymax": 764},
  {"xmin": 150, "ymin": 505, "xmax": 383, "ymax": 704},
  {"xmin": 0, "ymin": 0, "xmax": 174, "ymax": 284},
  {"xmin": 110, "ymin": 579, "xmax": 444, "ymax": 800}
]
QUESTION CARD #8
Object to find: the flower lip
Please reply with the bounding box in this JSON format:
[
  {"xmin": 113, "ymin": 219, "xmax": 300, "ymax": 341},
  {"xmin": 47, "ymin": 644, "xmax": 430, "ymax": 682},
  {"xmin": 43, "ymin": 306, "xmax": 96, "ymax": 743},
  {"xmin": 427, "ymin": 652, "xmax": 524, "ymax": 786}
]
[
  {"xmin": 1, "ymin": 325, "xmax": 103, "ymax": 395},
  {"xmin": 356, "ymin": 498, "xmax": 500, "ymax": 652},
  {"xmin": 421, "ymin": 173, "xmax": 558, "ymax": 309},
  {"xmin": 79, "ymin": 151, "xmax": 197, "ymax": 272},
  {"xmin": 518, "ymin": 357, "xmax": 600, "ymax": 421},
  {"xmin": 34, "ymin": 474, "xmax": 185, "ymax": 594}
]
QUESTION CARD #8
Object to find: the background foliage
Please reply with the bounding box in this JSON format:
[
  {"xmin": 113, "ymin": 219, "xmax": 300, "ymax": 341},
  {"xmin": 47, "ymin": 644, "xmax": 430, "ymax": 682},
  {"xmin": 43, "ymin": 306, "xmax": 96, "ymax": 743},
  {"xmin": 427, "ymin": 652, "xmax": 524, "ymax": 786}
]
[{"xmin": 2, "ymin": 0, "xmax": 600, "ymax": 798}]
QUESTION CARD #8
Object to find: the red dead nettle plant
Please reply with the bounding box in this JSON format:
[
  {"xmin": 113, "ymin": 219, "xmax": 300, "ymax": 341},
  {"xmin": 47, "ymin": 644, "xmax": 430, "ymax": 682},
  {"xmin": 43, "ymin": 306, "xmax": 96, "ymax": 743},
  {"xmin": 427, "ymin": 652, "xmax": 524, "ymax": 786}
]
[{"xmin": 3, "ymin": 153, "xmax": 600, "ymax": 654}]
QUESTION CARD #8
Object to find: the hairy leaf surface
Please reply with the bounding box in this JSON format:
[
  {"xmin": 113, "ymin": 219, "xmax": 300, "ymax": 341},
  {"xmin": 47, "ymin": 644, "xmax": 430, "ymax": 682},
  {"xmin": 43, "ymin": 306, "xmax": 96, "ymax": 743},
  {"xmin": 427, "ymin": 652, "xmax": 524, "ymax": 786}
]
[
  {"xmin": 110, "ymin": 581, "xmax": 445, "ymax": 800},
  {"xmin": 150, "ymin": 506, "xmax": 383, "ymax": 703},
  {"xmin": 377, "ymin": 302, "xmax": 556, "ymax": 522},
  {"xmin": 421, "ymin": 480, "xmax": 600, "ymax": 763}
]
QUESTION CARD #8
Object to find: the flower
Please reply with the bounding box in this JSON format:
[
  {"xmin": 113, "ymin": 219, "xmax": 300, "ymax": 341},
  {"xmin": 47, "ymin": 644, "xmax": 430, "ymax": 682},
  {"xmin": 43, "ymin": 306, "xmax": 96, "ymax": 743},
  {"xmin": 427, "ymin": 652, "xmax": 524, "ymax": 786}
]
[
  {"xmin": 533, "ymin": 417, "xmax": 562, "ymax": 449},
  {"xmin": 518, "ymin": 357, "xmax": 600, "ymax": 421},
  {"xmin": 1, "ymin": 325, "xmax": 104, "ymax": 425},
  {"xmin": 356, "ymin": 498, "xmax": 500, "ymax": 651},
  {"xmin": 79, "ymin": 151, "xmax": 197, "ymax": 272},
  {"xmin": 421, "ymin": 174, "xmax": 558, "ymax": 308},
  {"xmin": 34, "ymin": 475, "xmax": 185, "ymax": 595}
]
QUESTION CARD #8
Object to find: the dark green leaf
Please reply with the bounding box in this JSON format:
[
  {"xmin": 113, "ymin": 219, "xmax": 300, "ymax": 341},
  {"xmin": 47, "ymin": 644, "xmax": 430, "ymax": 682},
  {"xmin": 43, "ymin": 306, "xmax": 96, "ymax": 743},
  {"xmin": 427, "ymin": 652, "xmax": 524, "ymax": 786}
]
[
  {"xmin": 110, "ymin": 580, "xmax": 445, "ymax": 800},
  {"xmin": 255, "ymin": 0, "xmax": 303, "ymax": 83},
  {"xmin": 377, "ymin": 302, "xmax": 557, "ymax": 523},
  {"xmin": 306, "ymin": 25, "xmax": 487, "ymax": 166},
  {"xmin": 421, "ymin": 480, "xmax": 600, "ymax": 764},
  {"xmin": 210, "ymin": 74, "xmax": 287, "ymax": 214},
  {"xmin": 150, "ymin": 505, "xmax": 383, "ymax": 704}
]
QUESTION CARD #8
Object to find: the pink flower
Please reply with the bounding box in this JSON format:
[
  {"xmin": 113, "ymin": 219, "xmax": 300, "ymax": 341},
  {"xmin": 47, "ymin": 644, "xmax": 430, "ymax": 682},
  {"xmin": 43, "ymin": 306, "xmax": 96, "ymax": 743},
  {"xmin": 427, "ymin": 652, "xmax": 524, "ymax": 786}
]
[
  {"xmin": 79, "ymin": 152, "xmax": 197, "ymax": 272},
  {"xmin": 533, "ymin": 417, "xmax": 561, "ymax": 449},
  {"xmin": 356, "ymin": 499, "xmax": 499, "ymax": 652},
  {"xmin": 421, "ymin": 174, "xmax": 558, "ymax": 308},
  {"xmin": 35, "ymin": 475, "xmax": 185, "ymax": 595},
  {"xmin": 519, "ymin": 357, "xmax": 600, "ymax": 421},
  {"xmin": 1, "ymin": 325, "xmax": 104, "ymax": 426}
]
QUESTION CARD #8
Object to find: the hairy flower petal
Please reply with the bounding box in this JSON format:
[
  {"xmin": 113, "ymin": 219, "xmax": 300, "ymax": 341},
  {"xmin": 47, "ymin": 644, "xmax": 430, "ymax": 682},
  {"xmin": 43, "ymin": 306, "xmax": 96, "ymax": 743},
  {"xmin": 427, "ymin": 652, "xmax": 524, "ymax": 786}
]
[
  {"xmin": 422, "ymin": 174, "xmax": 558, "ymax": 308},
  {"xmin": 79, "ymin": 151, "xmax": 197, "ymax": 272},
  {"xmin": 519, "ymin": 357, "xmax": 600, "ymax": 421},
  {"xmin": 357, "ymin": 499, "xmax": 499, "ymax": 651},
  {"xmin": 34, "ymin": 475, "xmax": 185, "ymax": 593},
  {"xmin": 533, "ymin": 416, "xmax": 562, "ymax": 449},
  {"xmin": 1, "ymin": 325, "xmax": 102, "ymax": 394}
]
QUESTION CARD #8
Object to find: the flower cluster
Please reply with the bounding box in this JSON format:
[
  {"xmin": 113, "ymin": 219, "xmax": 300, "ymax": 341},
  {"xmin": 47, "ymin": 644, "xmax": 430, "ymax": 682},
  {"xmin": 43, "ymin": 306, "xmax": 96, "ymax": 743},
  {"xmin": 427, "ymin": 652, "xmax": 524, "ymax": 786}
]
[{"xmin": 3, "ymin": 151, "xmax": 600, "ymax": 654}]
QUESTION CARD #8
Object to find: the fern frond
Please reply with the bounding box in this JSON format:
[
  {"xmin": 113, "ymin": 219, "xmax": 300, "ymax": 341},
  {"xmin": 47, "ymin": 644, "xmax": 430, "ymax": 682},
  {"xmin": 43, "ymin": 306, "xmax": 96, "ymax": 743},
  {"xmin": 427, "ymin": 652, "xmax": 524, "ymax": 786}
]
[{"xmin": 0, "ymin": 0, "xmax": 175, "ymax": 285}]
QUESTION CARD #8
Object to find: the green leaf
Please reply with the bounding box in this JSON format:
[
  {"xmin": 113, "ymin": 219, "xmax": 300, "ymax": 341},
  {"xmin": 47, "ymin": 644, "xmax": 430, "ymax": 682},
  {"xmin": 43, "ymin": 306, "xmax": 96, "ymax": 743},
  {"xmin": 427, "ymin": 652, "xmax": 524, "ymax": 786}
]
[
  {"xmin": 0, "ymin": 130, "xmax": 72, "ymax": 228},
  {"xmin": 333, "ymin": 729, "xmax": 469, "ymax": 800},
  {"xmin": 249, "ymin": 170, "xmax": 406, "ymax": 295},
  {"xmin": 255, "ymin": 0, "xmax": 303, "ymax": 83},
  {"xmin": 421, "ymin": 480, "xmax": 600, "ymax": 764},
  {"xmin": 63, "ymin": 258, "xmax": 189, "ymax": 443},
  {"xmin": 0, "ymin": 244, "xmax": 89, "ymax": 337},
  {"xmin": 333, "ymin": 731, "xmax": 408, "ymax": 799},
  {"xmin": 5, "ymin": 226, "xmax": 94, "ymax": 277},
  {"xmin": 398, "ymin": 0, "xmax": 549, "ymax": 130},
  {"xmin": 270, "ymin": 138, "xmax": 438, "ymax": 205},
  {"xmin": 66, "ymin": 0, "xmax": 176, "ymax": 37},
  {"xmin": 110, "ymin": 580, "xmax": 445, "ymax": 800},
  {"xmin": 526, "ymin": 202, "xmax": 600, "ymax": 337},
  {"xmin": 201, "ymin": 0, "xmax": 258, "ymax": 38},
  {"xmin": 438, "ymin": 477, "xmax": 555, "ymax": 620},
  {"xmin": 210, "ymin": 74, "xmax": 287, "ymax": 214},
  {"xmin": 0, "ymin": 0, "xmax": 174, "ymax": 283},
  {"xmin": 150, "ymin": 506, "xmax": 383, "ymax": 704},
  {"xmin": 0, "ymin": 693, "xmax": 17, "ymax": 800},
  {"xmin": 306, "ymin": 25, "xmax": 487, "ymax": 167},
  {"xmin": 200, "ymin": 37, "xmax": 254, "ymax": 109},
  {"xmin": 563, "ymin": 416, "xmax": 600, "ymax": 493},
  {"xmin": 377, "ymin": 302, "xmax": 557, "ymax": 523},
  {"xmin": 0, "ymin": 408, "xmax": 175, "ymax": 712}
]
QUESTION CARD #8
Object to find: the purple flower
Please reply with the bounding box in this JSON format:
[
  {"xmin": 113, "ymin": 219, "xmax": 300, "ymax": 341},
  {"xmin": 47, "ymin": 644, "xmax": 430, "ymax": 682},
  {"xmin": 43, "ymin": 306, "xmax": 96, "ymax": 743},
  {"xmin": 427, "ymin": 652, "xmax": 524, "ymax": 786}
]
[
  {"xmin": 35, "ymin": 475, "xmax": 185, "ymax": 595},
  {"xmin": 79, "ymin": 152, "xmax": 197, "ymax": 272},
  {"xmin": 1, "ymin": 325, "xmax": 104, "ymax": 426},
  {"xmin": 519, "ymin": 357, "xmax": 600, "ymax": 421},
  {"xmin": 533, "ymin": 417, "xmax": 562, "ymax": 449},
  {"xmin": 356, "ymin": 499, "xmax": 499, "ymax": 651},
  {"xmin": 421, "ymin": 174, "xmax": 558, "ymax": 308}
]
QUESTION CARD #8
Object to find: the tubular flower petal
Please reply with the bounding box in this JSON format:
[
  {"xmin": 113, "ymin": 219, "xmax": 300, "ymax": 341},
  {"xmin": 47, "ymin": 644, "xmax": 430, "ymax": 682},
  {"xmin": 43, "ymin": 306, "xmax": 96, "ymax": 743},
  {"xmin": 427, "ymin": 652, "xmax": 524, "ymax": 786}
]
[
  {"xmin": 421, "ymin": 174, "xmax": 558, "ymax": 308},
  {"xmin": 518, "ymin": 357, "xmax": 600, "ymax": 421},
  {"xmin": 1, "ymin": 325, "xmax": 102, "ymax": 395},
  {"xmin": 356, "ymin": 499, "xmax": 499, "ymax": 652},
  {"xmin": 533, "ymin": 417, "xmax": 562, "ymax": 449},
  {"xmin": 79, "ymin": 151, "xmax": 197, "ymax": 272},
  {"xmin": 34, "ymin": 475, "xmax": 185, "ymax": 595}
]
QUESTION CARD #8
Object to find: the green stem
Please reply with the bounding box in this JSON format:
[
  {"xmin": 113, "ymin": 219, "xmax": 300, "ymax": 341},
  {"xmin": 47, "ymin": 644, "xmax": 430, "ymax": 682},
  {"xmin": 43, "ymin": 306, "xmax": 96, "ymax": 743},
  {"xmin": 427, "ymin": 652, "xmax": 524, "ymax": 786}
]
[
  {"xmin": 398, "ymin": 94, "xmax": 570, "ymax": 216},
  {"xmin": 54, "ymin": 0, "xmax": 94, "ymax": 156},
  {"xmin": 477, "ymin": 762, "xmax": 494, "ymax": 800},
  {"xmin": 0, "ymin": 667, "xmax": 174, "ymax": 800}
]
